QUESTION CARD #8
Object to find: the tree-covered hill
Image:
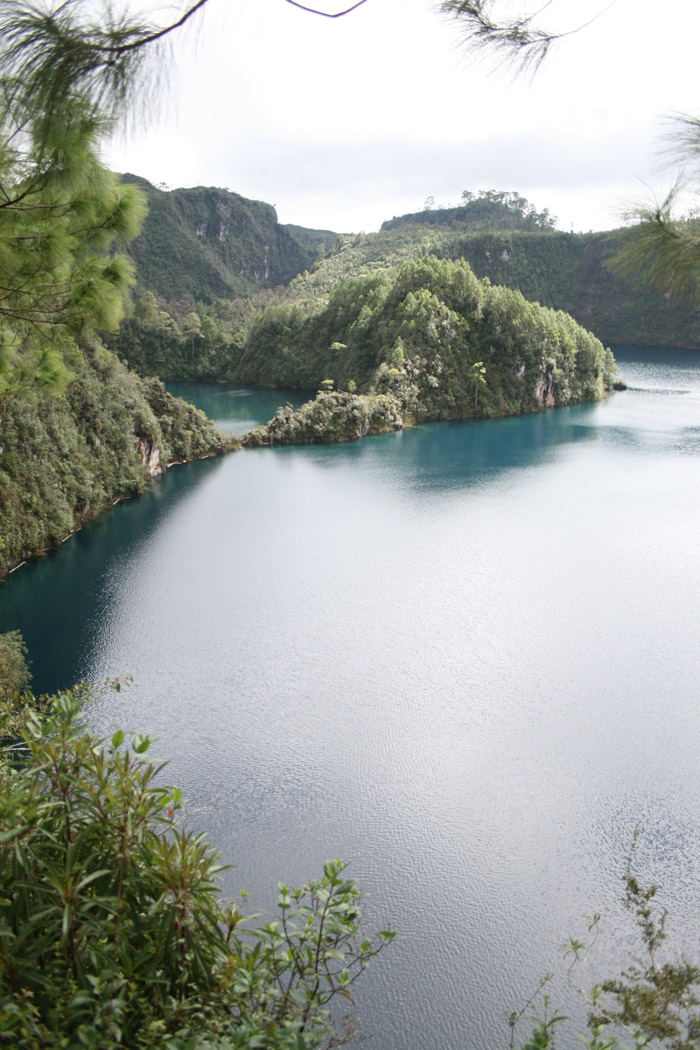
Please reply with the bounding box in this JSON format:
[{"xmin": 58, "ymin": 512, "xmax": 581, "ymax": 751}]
[
  {"xmin": 381, "ymin": 189, "xmax": 557, "ymax": 233},
  {"xmin": 438, "ymin": 227, "xmax": 700, "ymax": 349},
  {"xmin": 119, "ymin": 175, "xmax": 338, "ymax": 302},
  {"xmin": 241, "ymin": 256, "xmax": 618, "ymax": 446},
  {"xmin": 286, "ymin": 206, "xmax": 700, "ymax": 351},
  {"xmin": 282, "ymin": 222, "xmax": 339, "ymax": 259}
]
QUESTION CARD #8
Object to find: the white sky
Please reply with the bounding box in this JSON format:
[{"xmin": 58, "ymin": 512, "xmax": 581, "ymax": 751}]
[{"xmin": 104, "ymin": 0, "xmax": 700, "ymax": 234}]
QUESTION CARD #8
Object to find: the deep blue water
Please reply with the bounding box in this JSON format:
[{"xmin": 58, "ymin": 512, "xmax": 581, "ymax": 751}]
[{"xmin": 2, "ymin": 348, "xmax": 700, "ymax": 1049}]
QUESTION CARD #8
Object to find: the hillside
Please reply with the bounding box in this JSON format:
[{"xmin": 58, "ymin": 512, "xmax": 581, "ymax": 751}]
[
  {"xmin": 381, "ymin": 191, "xmax": 557, "ymax": 233},
  {"xmin": 0, "ymin": 344, "xmax": 233, "ymax": 579},
  {"xmin": 438, "ymin": 228, "xmax": 700, "ymax": 348},
  {"xmin": 119, "ymin": 175, "xmax": 337, "ymax": 302},
  {"xmin": 284, "ymin": 214, "xmax": 700, "ymax": 351}
]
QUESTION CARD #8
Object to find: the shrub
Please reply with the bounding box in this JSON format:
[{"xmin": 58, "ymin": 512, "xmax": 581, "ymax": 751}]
[{"xmin": 0, "ymin": 687, "xmax": 395, "ymax": 1049}]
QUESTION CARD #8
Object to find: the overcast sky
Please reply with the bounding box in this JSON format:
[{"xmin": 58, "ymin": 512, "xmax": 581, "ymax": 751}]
[{"xmin": 105, "ymin": 0, "xmax": 700, "ymax": 234}]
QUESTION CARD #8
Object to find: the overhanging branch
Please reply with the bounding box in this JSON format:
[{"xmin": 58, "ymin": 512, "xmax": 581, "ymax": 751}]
[{"xmin": 285, "ymin": 0, "xmax": 368, "ymax": 17}]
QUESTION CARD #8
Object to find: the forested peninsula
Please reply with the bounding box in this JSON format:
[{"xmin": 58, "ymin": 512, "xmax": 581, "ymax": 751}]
[{"xmin": 241, "ymin": 257, "xmax": 617, "ymax": 446}]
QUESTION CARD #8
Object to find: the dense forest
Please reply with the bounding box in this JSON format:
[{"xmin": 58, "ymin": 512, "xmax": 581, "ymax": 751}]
[
  {"xmin": 240, "ymin": 256, "xmax": 617, "ymax": 445},
  {"xmin": 107, "ymin": 188, "xmax": 700, "ymax": 390},
  {"xmin": 119, "ymin": 175, "xmax": 337, "ymax": 302},
  {"xmin": 101, "ymin": 190, "xmax": 627, "ymax": 450}
]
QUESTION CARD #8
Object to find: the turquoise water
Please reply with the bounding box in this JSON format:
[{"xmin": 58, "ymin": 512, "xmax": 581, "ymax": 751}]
[
  {"xmin": 2, "ymin": 348, "xmax": 700, "ymax": 1048},
  {"xmin": 165, "ymin": 382, "xmax": 311, "ymax": 436}
]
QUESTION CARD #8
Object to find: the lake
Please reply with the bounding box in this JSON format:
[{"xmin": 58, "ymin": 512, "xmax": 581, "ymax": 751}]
[{"xmin": 2, "ymin": 347, "xmax": 700, "ymax": 1048}]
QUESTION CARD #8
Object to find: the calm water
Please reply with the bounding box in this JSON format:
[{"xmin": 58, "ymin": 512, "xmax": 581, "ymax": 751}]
[
  {"xmin": 3, "ymin": 348, "xmax": 700, "ymax": 1048},
  {"xmin": 165, "ymin": 383, "xmax": 311, "ymax": 436}
]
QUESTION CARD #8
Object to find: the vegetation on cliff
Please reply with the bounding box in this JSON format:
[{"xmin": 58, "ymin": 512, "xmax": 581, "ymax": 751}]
[
  {"xmin": 283, "ymin": 201, "xmax": 700, "ymax": 351},
  {"xmin": 0, "ymin": 10, "xmax": 391, "ymax": 1044},
  {"xmin": 381, "ymin": 189, "xmax": 557, "ymax": 233},
  {"xmin": 0, "ymin": 112, "xmax": 235, "ymax": 583},
  {"xmin": 107, "ymin": 289, "xmax": 271, "ymax": 382},
  {"xmin": 241, "ymin": 256, "xmax": 616, "ymax": 446},
  {"xmin": 0, "ymin": 52, "xmax": 234, "ymax": 583},
  {"xmin": 119, "ymin": 176, "xmax": 335, "ymax": 303},
  {"xmin": 242, "ymin": 389, "xmax": 405, "ymax": 447},
  {"xmin": 0, "ymin": 345, "xmax": 232, "ymax": 579}
]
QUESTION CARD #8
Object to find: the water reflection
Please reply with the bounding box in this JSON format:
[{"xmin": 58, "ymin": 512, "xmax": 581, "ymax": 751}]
[{"xmin": 0, "ymin": 456, "xmax": 224, "ymax": 695}]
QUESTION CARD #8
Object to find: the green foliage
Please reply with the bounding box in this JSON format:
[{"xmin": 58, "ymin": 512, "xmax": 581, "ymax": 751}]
[
  {"xmin": 0, "ymin": 631, "xmax": 31, "ymax": 700},
  {"xmin": 119, "ymin": 177, "xmax": 320, "ymax": 303},
  {"xmin": 0, "ymin": 1, "xmax": 210, "ymax": 134},
  {"xmin": 509, "ymin": 834, "xmax": 700, "ymax": 1050},
  {"xmin": 107, "ymin": 287, "xmax": 285, "ymax": 382},
  {"xmin": 239, "ymin": 256, "xmax": 615, "ymax": 445},
  {"xmin": 382, "ymin": 190, "xmax": 557, "ymax": 233},
  {"xmin": 610, "ymin": 183, "xmax": 700, "ymax": 300},
  {"xmin": 282, "ymin": 224, "xmax": 339, "ymax": 259},
  {"xmin": 584, "ymin": 843, "xmax": 700, "ymax": 1050},
  {"xmin": 0, "ymin": 100, "xmax": 147, "ymax": 401},
  {"xmin": 0, "ymin": 63, "xmax": 238, "ymax": 585},
  {"xmin": 243, "ymin": 389, "xmax": 404, "ymax": 447},
  {"xmin": 0, "ymin": 347, "xmax": 234, "ymax": 579},
  {"xmin": 113, "ymin": 189, "xmax": 700, "ymax": 388},
  {"xmin": 440, "ymin": 229, "xmax": 700, "ymax": 349},
  {"xmin": 0, "ymin": 686, "xmax": 394, "ymax": 1049},
  {"xmin": 0, "ymin": 97, "xmax": 235, "ymax": 579}
]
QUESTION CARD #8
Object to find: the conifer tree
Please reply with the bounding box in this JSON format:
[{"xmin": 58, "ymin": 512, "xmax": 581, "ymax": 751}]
[{"xmin": 0, "ymin": 101, "xmax": 146, "ymax": 398}]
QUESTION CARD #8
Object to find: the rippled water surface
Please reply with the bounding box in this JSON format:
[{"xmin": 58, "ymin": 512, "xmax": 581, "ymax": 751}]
[{"xmin": 3, "ymin": 348, "xmax": 700, "ymax": 1048}]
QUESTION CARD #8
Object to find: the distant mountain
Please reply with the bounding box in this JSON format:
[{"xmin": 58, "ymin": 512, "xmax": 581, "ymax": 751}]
[
  {"xmin": 119, "ymin": 176, "xmax": 338, "ymax": 302},
  {"xmin": 437, "ymin": 228, "xmax": 700, "ymax": 349},
  {"xmin": 381, "ymin": 191, "xmax": 556, "ymax": 234},
  {"xmin": 282, "ymin": 223, "xmax": 338, "ymax": 258}
]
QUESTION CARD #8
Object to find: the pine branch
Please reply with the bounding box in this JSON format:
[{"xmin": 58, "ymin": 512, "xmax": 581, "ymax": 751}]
[
  {"xmin": 611, "ymin": 183, "xmax": 700, "ymax": 299},
  {"xmin": 439, "ymin": 0, "xmax": 616, "ymax": 77}
]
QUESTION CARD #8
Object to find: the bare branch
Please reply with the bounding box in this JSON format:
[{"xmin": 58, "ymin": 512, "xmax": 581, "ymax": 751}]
[
  {"xmin": 95, "ymin": 0, "xmax": 211, "ymax": 55},
  {"xmin": 285, "ymin": 0, "xmax": 368, "ymax": 16}
]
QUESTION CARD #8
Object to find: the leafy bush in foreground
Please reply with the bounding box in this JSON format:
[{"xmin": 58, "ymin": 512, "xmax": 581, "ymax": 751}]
[{"xmin": 0, "ymin": 680, "xmax": 394, "ymax": 1050}]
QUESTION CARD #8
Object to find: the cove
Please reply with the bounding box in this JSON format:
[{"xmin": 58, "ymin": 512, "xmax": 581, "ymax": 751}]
[{"xmin": 2, "ymin": 349, "xmax": 700, "ymax": 1049}]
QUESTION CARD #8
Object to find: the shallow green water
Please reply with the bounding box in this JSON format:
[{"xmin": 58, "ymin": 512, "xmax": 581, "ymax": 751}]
[{"xmin": 3, "ymin": 349, "xmax": 700, "ymax": 1049}]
